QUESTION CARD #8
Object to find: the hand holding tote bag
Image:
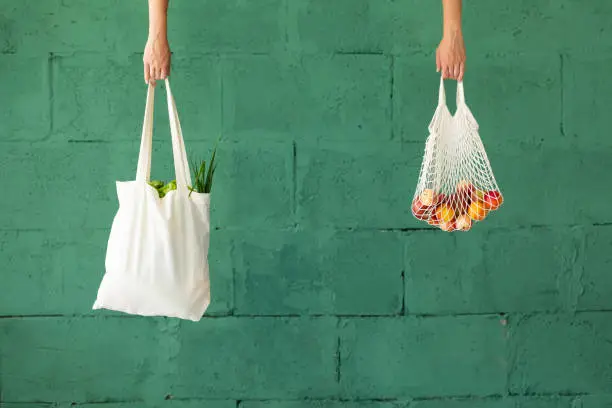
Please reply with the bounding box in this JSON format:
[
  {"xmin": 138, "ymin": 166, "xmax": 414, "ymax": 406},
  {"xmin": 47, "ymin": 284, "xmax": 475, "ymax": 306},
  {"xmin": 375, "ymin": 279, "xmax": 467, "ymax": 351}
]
[
  {"xmin": 412, "ymin": 78, "xmax": 503, "ymax": 232},
  {"xmin": 93, "ymin": 79, "xmax": 211, "ymax": 321}
]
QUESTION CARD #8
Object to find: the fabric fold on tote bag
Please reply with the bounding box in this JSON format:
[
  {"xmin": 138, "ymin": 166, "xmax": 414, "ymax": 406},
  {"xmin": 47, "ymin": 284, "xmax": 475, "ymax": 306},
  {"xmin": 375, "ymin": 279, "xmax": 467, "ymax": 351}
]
[{"xmin": 93, "ymin": 79, "xmax": 211, "ymax": 321}]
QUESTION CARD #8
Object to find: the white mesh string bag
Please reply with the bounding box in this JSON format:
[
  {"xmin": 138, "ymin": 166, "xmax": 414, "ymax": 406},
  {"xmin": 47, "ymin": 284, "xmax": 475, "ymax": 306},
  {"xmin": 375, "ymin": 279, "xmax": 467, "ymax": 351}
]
[{"xmin": 412, "ymin": 78, "xmax": 503, "ymax": 232}]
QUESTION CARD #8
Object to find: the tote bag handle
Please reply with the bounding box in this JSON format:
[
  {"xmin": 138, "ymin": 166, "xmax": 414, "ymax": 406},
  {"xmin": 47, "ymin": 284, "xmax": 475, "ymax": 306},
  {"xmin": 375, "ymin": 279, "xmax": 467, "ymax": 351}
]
[{"xmin": 135, "ymin": 79, "xmax": 192, "ymax": 190}]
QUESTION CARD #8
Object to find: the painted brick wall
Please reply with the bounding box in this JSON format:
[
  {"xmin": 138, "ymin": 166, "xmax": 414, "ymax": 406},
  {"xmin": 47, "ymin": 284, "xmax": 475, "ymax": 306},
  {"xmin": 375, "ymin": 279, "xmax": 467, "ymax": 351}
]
[{"xmin": 1, "ymin": 1, "xmax": 612, "ymax": 407}]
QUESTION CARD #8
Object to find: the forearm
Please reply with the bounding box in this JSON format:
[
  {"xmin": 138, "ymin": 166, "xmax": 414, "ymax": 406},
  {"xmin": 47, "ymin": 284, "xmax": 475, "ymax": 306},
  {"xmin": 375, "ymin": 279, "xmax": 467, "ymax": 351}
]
[
  {"xmin": 442, "ymin": 0, "xmax": 462, "ymax": 36},
  {"xmin": 437, "ymin": 0, "xmax": 465, "ymax": 80},
  {"xmin": 148, "ymin": 0, "xmax": 169, "ymax": 39}
]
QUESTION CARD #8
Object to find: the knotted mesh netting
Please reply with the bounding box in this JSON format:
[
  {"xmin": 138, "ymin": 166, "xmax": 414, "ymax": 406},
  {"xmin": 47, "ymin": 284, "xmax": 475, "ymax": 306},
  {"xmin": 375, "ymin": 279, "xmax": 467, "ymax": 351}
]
[{"xmin": 412, "ymin": 78, "xmax": 502, "ymax": 232}]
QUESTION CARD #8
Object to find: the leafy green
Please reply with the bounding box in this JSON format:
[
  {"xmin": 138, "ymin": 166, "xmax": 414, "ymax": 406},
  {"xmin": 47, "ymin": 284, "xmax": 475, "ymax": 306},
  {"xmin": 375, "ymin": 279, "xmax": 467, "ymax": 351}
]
[
  {"xmin": 159, "ymin": 179, "xmax": 176, "ymax": 197},
  {"xmin": 148, "ymin": 139, "xmax": 219, "ymax": 199},
  {"xmin": 190, "ymin": 159, "xmax": 206, "ymax": 196},
  {"xmin": 148, "ymin": 179, "xmax": 177, "ymax": 198},
  {"xmin": 189, "ymin": 141, "xmax": 218, "ymax": 196},
  {"xmin": 149, "ymin": 179, "xmax": 164, "ymax": 189}
]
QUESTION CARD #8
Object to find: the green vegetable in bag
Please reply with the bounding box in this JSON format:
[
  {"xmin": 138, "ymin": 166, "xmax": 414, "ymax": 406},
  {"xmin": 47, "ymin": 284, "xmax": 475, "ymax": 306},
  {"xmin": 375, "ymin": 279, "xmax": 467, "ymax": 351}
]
[
  {"xmin": 148, "ymin": 140, "xmax": 219, "ymax": 199},
  {"xmin": 159, "ymin": 180, "xmax": 177, "ymax": 197},
  {"xmin": 189, "ymin": 143, "xmax": 218, "ymax": 197},
  {"xmin": 148, "ymin": 179, "xmax": 177, "ymax": 198},
  {"xmin": 149, "ymin": 180, "xmax": 164, "ymax": 189}
]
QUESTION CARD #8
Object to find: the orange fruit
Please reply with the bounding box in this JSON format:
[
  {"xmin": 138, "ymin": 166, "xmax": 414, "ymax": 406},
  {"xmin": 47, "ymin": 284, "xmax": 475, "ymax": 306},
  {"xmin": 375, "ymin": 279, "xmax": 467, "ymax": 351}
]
[
  {"xmin": 435, "ymin": 203, "xmax": 455, "ymax": 224},
  {"xmin": 467, "ymin": 200, "xmax": 488, "ymax": 221}
]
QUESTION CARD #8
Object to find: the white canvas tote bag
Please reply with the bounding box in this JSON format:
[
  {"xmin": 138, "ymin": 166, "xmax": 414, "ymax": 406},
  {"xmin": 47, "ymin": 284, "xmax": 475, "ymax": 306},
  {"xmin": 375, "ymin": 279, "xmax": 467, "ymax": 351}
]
[{"xmin": 93, "ymin": 79, "xmax": 211, "ymax": 321}]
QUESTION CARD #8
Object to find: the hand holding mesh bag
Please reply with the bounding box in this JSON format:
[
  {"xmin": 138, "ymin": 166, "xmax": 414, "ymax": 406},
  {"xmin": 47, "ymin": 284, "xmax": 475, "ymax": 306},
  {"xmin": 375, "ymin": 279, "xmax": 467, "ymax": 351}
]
[{"xmin": 412, "ymin": 78, "xmax": 503, "ymax": 232}]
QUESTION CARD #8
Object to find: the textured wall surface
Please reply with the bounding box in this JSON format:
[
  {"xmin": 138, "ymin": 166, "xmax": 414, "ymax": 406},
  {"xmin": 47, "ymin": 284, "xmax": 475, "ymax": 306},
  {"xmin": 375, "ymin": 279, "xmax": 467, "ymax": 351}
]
[{"xmin": 1, "ymin": 0, "xmax": 612, "ymax": 407}]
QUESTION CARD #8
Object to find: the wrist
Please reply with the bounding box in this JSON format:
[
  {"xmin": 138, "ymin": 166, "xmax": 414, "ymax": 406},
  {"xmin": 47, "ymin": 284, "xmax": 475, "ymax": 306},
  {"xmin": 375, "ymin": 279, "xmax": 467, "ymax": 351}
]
[
  {"xmin": 148, "ymin": 18, "xmax": 168, "ymax": 39},
  {"xmin": 148, "ymin": 28, "xmax": 168, "ymax": 43},
  {"xmin": 443, "ymin": 24, "xmax": 462, "ymax": 38}
]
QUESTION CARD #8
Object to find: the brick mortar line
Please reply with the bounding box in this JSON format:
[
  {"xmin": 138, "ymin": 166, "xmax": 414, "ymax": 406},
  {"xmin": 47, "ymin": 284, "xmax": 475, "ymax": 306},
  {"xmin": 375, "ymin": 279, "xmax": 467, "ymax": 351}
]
[
  {"xmin": 228, "ymin": 392, "xmax": 589, "ymax": 401},
  {"xmin": 2, "ymin": 138, "xmax": 601, "ymax": 147},
  {"xmin": 2, "ymin": 49, "xmax": 610, "ymax": 57},
  {"xmin": 2, "ymin": 309, "xmax": 612, "ymax": 320},
  {"xmin": 505, "ymin": 313, "xmax": 517, "ymax": 397},
  {"xmin": 229, "ymin": 236, "xmax": 237, "ymax": 316},
  {"xmin": 292, "ymin": 141, "xmax": 297, "ymax": 220},
  {"xmin": 0, "ymin": 393, "xmax": 590, "ymax": 406},
  {"xmin": 3, "ymin": 223, "xmax": 612, "ymax": 234},
  {"xmin": 46, "ymin": 52, "xmax": 55, "ymax": 141},
  {"xmin": 219, "ymin": 53, "xmax": 226, "ymax": 142},
  {"xmin": 389, "ymin": 54, "xmax": 395, "ymax": 141},
  {"xmin": 335, "ymin": 335, "xmax": 342, "ymax": 384},
  {"xmin": 560, "ymin": 53, "xmax": 566, "ymax": 137},
  {"xmin": 400, "ymin": 269, "xmax": 406, "ymax": 315}
]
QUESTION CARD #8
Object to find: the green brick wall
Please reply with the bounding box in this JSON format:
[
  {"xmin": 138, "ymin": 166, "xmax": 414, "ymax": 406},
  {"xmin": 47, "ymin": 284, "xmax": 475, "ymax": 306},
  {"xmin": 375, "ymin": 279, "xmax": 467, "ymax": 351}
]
[{"xmin": 1, "ymin": 0, "xmax": 612, "ymax": 406}]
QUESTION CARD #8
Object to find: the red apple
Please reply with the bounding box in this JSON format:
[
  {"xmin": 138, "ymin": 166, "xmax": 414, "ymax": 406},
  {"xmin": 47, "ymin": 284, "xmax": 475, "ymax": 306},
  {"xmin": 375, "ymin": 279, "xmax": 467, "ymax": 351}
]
[
  {"xmin": 420, "ymin": 189, "xmax": 436, "ymax": 206},
  {"xmin": 439, "ymin": 219, "xmax": 456, "ymax": 232},
  {"xmin": 483, "ymin": 190, "xmax": 503, "ymax": 211},
  {"xmin": 412, "ymin": 199, "xmax": 428, "ymax": 220},
  {"xmin": 449, "ymin": 192, "xmax": 470, "ymax": 215},
  {"xmin": 426, "ymin": 193, "xmax": 447, "ymax": 225},
  {"xmin": 456, "ymin": 214, "xmax": 472, "ymax": 231},
  {"xmin": 456, "ymin": 180, "xmax": 475, "ymax": 196},
  {"xmin": 428, "ymin": 207, "xmax": 440, "ymax": 225},
  {"xmin": 456, "ymin": 181, "xmax": 473, "ymax": 212},
  {"xmin": 412, "ymin": 189, "xmax": 436, "ymax": 220},
  {"xmin": 435, "ymin": 192, "xmax": 447, "ymax": 208},
  {"xmin": 472, "ymin": 189, "xmax": 485, "ymax": 201}
]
